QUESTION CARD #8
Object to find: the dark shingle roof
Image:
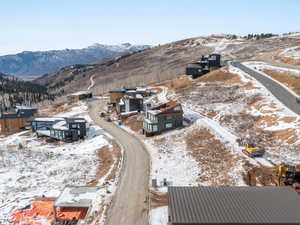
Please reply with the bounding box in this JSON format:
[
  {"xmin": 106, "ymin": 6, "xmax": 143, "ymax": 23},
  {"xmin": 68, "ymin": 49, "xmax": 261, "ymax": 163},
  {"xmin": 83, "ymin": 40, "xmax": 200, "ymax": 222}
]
[{"xmin": 168, "ymin": 186, "xmax": 300, "ymax": 225}]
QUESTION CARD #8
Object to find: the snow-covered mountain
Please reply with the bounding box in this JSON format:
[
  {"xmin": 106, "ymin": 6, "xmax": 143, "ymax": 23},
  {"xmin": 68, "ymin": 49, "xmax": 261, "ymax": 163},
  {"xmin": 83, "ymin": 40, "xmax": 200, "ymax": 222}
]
[{"xmin": 0, "ymin": 43, "xmax": 150, "ymax": 77}]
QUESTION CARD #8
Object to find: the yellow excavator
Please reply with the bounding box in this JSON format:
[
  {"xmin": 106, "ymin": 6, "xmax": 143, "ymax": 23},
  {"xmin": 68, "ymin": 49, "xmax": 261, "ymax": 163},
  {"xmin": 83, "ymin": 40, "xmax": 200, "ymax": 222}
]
[
  {"xmin": 242, "ymin": 143, "xmax": 265, "ymax": 158},
  {"xmin": 275, "ymin": 164, "xmax": 300, "ymax": 193}
]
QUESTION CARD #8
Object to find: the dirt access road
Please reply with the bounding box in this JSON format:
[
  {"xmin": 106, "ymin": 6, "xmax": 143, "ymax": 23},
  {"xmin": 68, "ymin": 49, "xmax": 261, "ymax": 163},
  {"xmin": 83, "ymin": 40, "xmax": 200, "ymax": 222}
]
[
  {"xmin": 231, "ymin": 61, "xmax": 300, "ymax": 115},
  {"xmin": 88, "ymin": 99, "xmax": 150, "ymax": 225}
]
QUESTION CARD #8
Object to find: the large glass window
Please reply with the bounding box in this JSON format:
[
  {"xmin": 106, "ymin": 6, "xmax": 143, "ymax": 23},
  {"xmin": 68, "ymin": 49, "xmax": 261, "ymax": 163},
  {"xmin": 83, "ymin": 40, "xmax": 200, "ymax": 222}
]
[
  {"xmin": 174, "ymin": 106, "xmax": 182, "ymax": 111},
  {"xmin": 153, "ymin": 125, "xmax": 158, "ymax": 132},
  {"xmin": 71, "ymin": 124, "xmax": 78, "ymax": 129},
  {"xmin": 165, "ymin": 123, "xmax": 173, "ymax": 129}
]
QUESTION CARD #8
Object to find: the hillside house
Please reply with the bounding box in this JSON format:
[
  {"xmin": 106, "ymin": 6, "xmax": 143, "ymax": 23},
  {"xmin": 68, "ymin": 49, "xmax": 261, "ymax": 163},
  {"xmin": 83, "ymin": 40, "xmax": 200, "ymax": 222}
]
[
  {"xmin": 108, "ymin": 87, "xmax": 151, "ymax": 106},
  {"xmin": 116, "ymin": 93, "xmax": 144, "ymax": 115},
  {"xmin": 168, "ymin": 186, "xmax": 300, "ymax": 225},
  {"xmin": 143, "ymin": 101, "xmax": 183, "ymax": 136},
  {"xmin": 67, "ymin": 91, "xmax": 92, "ymax": 102},
  {"xmin": 186, "ymin": 53, "xmax": 221, "ymax": 79},
  {"xmin": 0, "ymin": 106, "xmax": 37, "ymax": 134},
  {"xmin": 31, "ymin": 117, "xmax": 87, "ymax": 142}
]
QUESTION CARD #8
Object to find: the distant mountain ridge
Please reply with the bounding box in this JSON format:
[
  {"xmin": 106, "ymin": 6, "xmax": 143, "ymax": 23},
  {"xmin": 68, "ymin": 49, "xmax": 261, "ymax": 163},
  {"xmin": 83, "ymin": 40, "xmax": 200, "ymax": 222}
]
[{"xmin": 0, "ymin": 43, "xmax": 150, "ymax": 77}]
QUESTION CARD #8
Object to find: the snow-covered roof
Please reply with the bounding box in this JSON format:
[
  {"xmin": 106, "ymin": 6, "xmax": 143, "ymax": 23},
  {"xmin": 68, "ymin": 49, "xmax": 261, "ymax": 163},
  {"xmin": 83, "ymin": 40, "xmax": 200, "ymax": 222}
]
[
  {"xmin": 126, "ymin": 90, "xmax": 136, "ymax": 93},
  {"xmin": 55, "ymin": 186, "xmax": 98, "ymax": 208},
  {"xmin": 36, "ymin": 130, "xmax": 51, "ymax": 136},
  {"xmin": 73, "ymin": 119, "xmax": 86, "ymax": 123},
  {"xmin": 52, "ymin": 120, "xmax": 68, "ymax": 130},
  {"xmin": 69, "ymin": 91, "xmax": 92, "ymax": 96},
  {"xmin": 147, "ymin": 110, "xmax": 161, "ymax": 115},
  {"xmin": 15, "ymin": 106, "xmax": 36, "ymax": 110},
  {"xmin": 120, "ymin": 111, "xmax": 138, "ymax": 116},
  {"xmin": 33, "ymin": 117, "xmax": 65, "ymax": 122},
  {"xmin": 136, "ymin": 87, "xmax": 147, "ymax": 92}
]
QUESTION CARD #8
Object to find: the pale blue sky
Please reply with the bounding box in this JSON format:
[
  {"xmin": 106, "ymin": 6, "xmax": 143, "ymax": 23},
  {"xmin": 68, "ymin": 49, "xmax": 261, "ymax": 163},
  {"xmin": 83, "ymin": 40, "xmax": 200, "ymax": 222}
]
[{"xmin": 0, "ymin": 0, "xmax": 299, "ymax": 55}]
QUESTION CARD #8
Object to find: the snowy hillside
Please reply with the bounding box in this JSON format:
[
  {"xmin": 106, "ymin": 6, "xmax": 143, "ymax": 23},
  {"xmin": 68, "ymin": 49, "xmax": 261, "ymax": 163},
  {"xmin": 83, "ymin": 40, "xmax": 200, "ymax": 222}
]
[{"xmin": 0, "ymin": 102, "xmax": 122, "ymax": 224}]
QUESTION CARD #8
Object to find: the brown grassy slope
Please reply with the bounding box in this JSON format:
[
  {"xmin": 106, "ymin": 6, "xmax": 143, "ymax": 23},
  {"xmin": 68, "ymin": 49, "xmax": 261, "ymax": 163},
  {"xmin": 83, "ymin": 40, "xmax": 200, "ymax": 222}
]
[
  {"xmin": 35, "ymin": 38, "xmax": 214, "ymax": 94},
  {"xmin": 185, "ymin": 127, "xmax": 243, "ymax": 185},
  {"xmin": 197, "ymin": 69, "xmax": 238, "ymax": 83},
  {"xmin": 35, "ymin": 36, "xmax": 300, "ymax": 96},
  {"xmin": 263, "ymin": 69, "xmax": 300, "ymax": 95}
]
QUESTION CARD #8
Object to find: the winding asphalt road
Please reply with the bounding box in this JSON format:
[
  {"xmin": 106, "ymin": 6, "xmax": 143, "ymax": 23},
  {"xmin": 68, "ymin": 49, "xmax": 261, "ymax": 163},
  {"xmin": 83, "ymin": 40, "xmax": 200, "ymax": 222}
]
[
  {"xmin": 88, "ymin": 100, "xmax": 150, "ymax": 225},
  {"xmin": 231, "ymin": 62, "xmax": 300, "ymax": 115}
]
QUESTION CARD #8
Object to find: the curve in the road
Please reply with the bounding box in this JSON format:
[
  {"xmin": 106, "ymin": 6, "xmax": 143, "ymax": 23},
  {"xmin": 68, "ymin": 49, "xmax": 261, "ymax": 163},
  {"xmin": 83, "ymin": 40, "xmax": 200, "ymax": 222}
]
[
  {"xmin": 88, "ymin": 100, "xmax": 150, "ymax": 225},
  {"xmin": 87, "ymin": 75, "xmax": 95, "ymax": 90},
  {"xmin": 231, "ymin": 62, "xmax": 300, "ymax": 115}
]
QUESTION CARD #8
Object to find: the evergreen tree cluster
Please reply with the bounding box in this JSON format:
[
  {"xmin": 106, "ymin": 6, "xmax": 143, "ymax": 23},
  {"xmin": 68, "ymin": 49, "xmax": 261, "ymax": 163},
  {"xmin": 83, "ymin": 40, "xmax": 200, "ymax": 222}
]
[
  {"xmin": 243, "ymin": 33, "xmax": 277, "ymax": 40},
  {"xmin": 0, "ymin": 73, "xmax": 55, "ymax": 111}
]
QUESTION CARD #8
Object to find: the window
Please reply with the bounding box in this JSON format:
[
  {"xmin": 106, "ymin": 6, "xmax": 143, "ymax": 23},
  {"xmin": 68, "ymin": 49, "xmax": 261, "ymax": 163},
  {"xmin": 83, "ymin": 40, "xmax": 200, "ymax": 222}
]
[
  {"xmin": 153, "ymin": 125, "xmax": 158, "ymax": 132},
  {"xmin": 166, "ymin": 115, "xmax": 172, "ymax": 120},
  {"xmin": 71, "ymin": 124, "xmax": 78, "ymax": 129},
  {"xmin": 165, "ymin": 123, "xmax": 172, "ymax": 129},
  {"xmin": 174, "ymin": 106, "xmax": 182, "ymax": 111}
]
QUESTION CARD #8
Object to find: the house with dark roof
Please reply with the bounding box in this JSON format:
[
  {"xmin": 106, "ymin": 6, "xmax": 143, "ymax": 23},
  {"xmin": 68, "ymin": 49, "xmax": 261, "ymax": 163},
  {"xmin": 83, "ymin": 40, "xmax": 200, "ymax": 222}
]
[
  {"xmin": 109, "ymin": 87, "xmax": 151, "ymax": 107},
  {"xmin": 186, "ymin": 53, "xmax": 221, "ymax": 79},
  {"xmin": 168, "ymin": 186, "xmax": 300, "ymax": 225},
  {"xmin": 143, "ymin": 101, "xmax": 183, "ymax": 136},
  {"xmin": 116, "ymin": 92, "xmax": 144, "ymax": 115},
  {"xmin": 0, "ymin": 106, "xmax": 37, "ymax": 134},
  {"xmin": 31, "ymin": 117, "xmax": 87, "ymax": 142}
]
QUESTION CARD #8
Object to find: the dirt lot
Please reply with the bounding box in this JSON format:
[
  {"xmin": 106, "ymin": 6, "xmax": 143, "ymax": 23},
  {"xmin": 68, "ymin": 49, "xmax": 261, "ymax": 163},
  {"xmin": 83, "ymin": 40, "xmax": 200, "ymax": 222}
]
[
  {"xmin": 150, "ymin": 191, "xmax": 168, "ymax": 209},
  {"xmin": 263, "ymin": 69, "xmax": 300, "ymax": 95},
  {"xmin": 122, "ymin": 115, "xmax": 143, "ymax": 133},
  {"xmin": 88, "ymin": 138, "xmax": 122, "ymax": 186},
  {"xmin": 185, "ymin": 127, "xmax": 244, "ymax": 185}
]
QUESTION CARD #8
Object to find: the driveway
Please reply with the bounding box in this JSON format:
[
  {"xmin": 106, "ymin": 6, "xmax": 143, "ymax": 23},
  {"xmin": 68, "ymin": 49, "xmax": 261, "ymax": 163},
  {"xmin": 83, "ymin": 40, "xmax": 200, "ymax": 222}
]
[
  {"xmin": 88, "ymin": 99, "xmax": 150, "ymax": 225},
  {"xmin": 231, "ymin": 62, "xmax": 300, "ymax": 115}
]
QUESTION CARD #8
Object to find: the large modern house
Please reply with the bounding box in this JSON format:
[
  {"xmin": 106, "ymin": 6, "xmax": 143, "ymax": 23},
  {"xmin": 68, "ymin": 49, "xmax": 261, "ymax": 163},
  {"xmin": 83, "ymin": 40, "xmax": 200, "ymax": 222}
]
[
  {"xmin": 143, "ymin": 101, "xmax": 183, "ymax": 136},
  {"xmin": 109, "ymin": 87, "xmax": 151, "ymax": 108},
  {"xmin": 0, "ymin": 106, "xmax": 37, "ymax": 134},
  {"xmin": 31, "ymin": 117, "xmax": 87, "ymax": 142},
  {"xmin": 116, "ymin": 94, "xmax": 144, "ymax": 114},
  {"xmin": 168, "ymin": 186, "xmax": 300, "ymax": 225},
  {"xmin": 186, "ymin": 53, "xmax": 221, "ymax": 79}
]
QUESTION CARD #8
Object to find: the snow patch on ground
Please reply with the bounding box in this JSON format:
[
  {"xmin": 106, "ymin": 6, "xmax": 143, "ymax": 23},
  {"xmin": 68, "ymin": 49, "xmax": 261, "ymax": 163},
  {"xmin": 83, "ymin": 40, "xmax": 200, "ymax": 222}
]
[
  {"xmin": 280, "ymin": 46, "xmax": 300, "ymax": 60},
  {"xmin": 145, "ymin": 128, "xmax": 200, "ymax": 189},
  {"xmin": 0, "ymin": 102, "xmax": 118, "ymax": 224},
  {"xmin": 150, "ymin": 206, "xmax": 168, "ymax": 225},
  {"xmin": 244, "ymin": 61, "xmax": 300, "ymax": 76}
]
